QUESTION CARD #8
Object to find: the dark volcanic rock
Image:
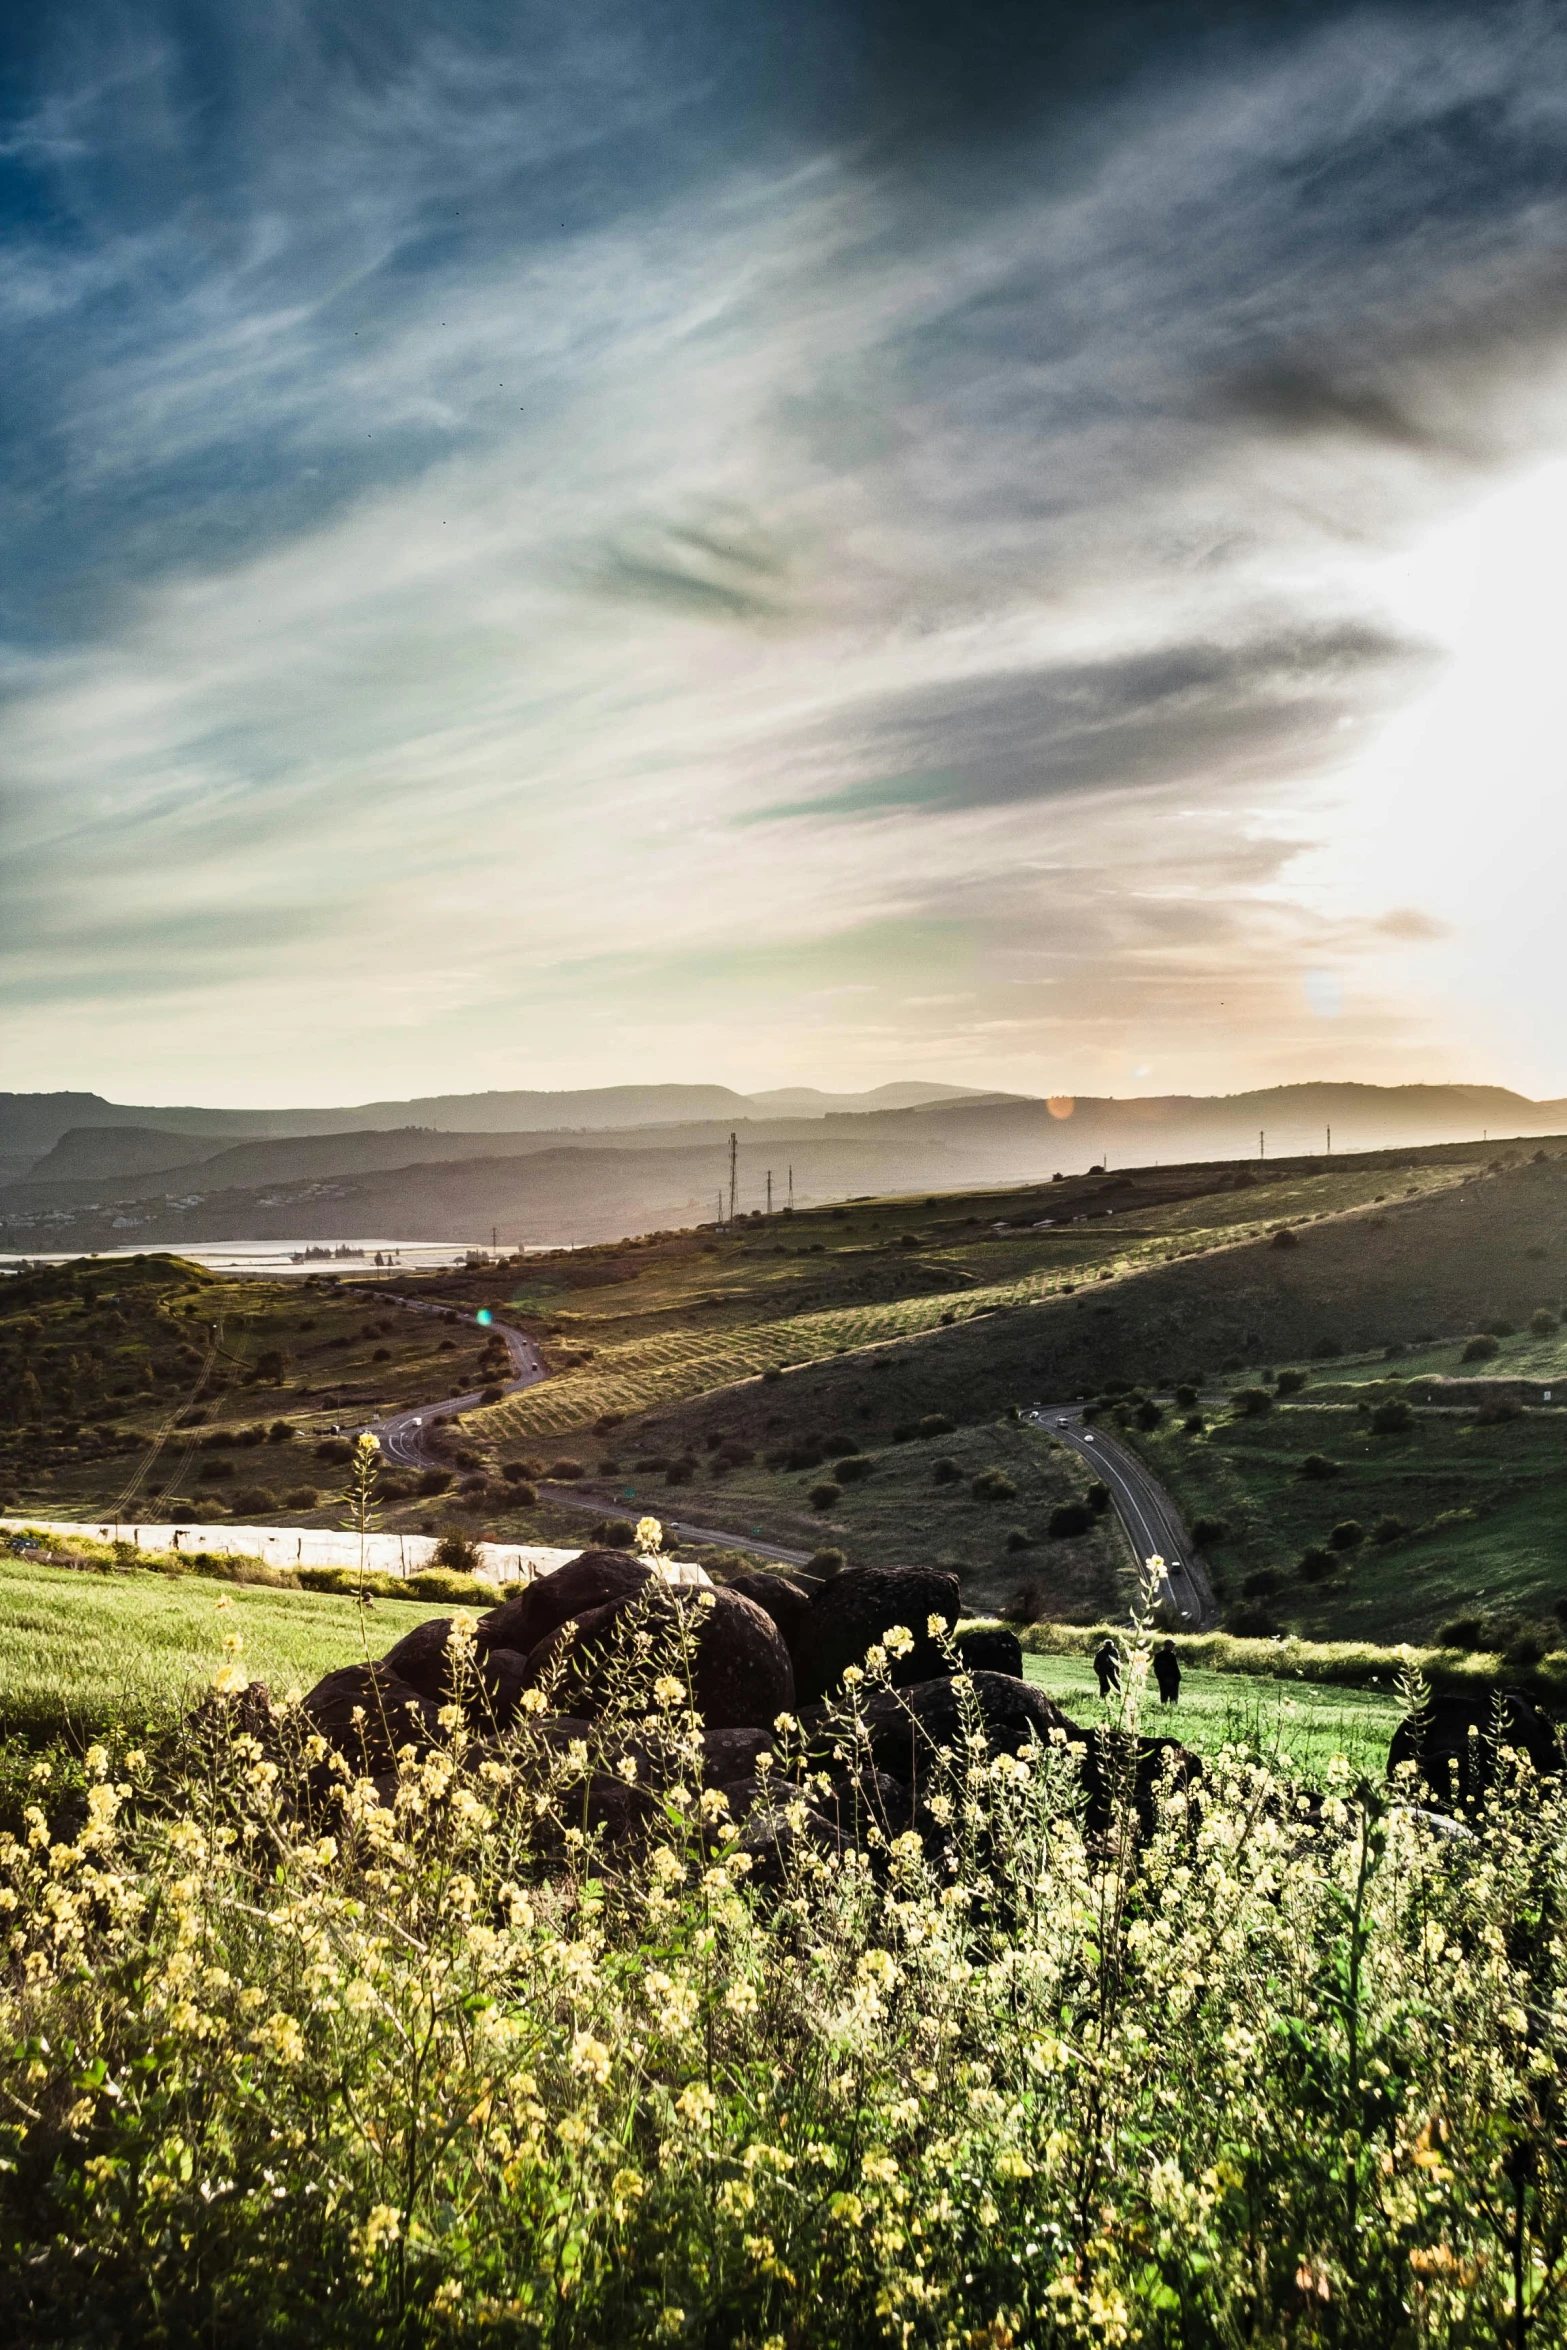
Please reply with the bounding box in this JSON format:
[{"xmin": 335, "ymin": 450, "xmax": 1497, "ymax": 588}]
[
  {"xmin": 302, "ymin": 1663, "xmax": 438, "ymax": 1767},
  {"xmin": 955, "ymin": 1626, "xmax": 1024, "ymax": 1678},
  {"xmin": 478, "ymin": 1552, "xmax": 654, "ymax": 1657},
  {"xmin": 1389, "ymin": 1687, "xmax": 1561, "ymax": 1803},
  {"xmin": 724, "ymin": 1572, "xmax": 814, "ymax": 1670},
  {"xmin": 795, "ymin": 1565, "xmax": 962, "ymax": 1703},
  {"xmin": 380, "ymin": 1618, "xmax": 533, "ymax": 1725},
  {"xmin": 851, "ymin": 1670, "xmax": 1076, "ymax": 1785},
  {"xmin": 522, "ymin": 1586, "xmax": 795, "ymax": 1729},
  {"xmin": 474, "ymin": 1645, "xmax": 532, "ymax": 1729},
  {"xmin": 701, "ymin": 1725, "xmax": 777, "ymax": 1786}
]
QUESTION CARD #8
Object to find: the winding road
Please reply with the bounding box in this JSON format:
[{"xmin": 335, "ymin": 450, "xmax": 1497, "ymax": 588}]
[
  {"xmin": 1026, "ymin": 1405, "xmax": 1219, "ymax": 1629},
  {"xmin": 359, "ymin": 1292, "xmax": 1213, "ymax": 1602}
]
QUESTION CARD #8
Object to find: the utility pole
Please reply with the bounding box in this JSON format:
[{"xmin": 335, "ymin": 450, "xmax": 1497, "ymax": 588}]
[
  {"xmin": 716, "ymin": 1191, "xmax": 724, "ymax": 1227},
  {"xmin": 1326, "ymin": 1125, "xmax": 1331, "ymax": 1156},
  {"xmin": 766, "ymin": 1169, "xmax": 773, "ymax": 1216},
  {"xmin": 1259, "ymin": 1129, "xmax": 1266, "ymax": 1164},
  {"xmin": 787, "ymin": 1165, "xmax": 794, "ymax": 1213},
  {"xmin": 728, "ymin": 1131, "xmax": 738, "ymax": 1225}
]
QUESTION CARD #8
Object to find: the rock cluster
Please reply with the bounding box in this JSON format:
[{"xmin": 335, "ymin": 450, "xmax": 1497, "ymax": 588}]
[{"xmin": 296, "ymin": 1551, "xmax": 1199, "ymax": 1853}]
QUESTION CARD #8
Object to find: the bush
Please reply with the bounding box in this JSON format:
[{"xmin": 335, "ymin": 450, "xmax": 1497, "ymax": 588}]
[
  {"xmin": 1462, "ymin": 1333, "xmax": 1501, "ymax": 1362},
  {"xmin": 1004, "ymin": 1528, "xmax": 1032, "ymax": 1552},
  {"xmin": 431, "ymin": 1528, "xmax": 481, "ymax": 1576},
  {"xmin": 505, "ymin": 1480, "xmax": 539, "ymax": 1507},
  {"xmin": 282, "ymin": 1486, "xmax": 320, "ymax": 1510},
  {"xmin": 806, "ymin": 1547, "xmax": 845, "ymax": 1578},
  {"xmin": 833, "ymin": 1455, "xmax": 872, "ymax": 1483},
  {"xmin": 1299, "ymin": 1453, "xmax": 1340, "ymax": 1480},
  {"xmin": 1085, "ymin": 1481, "xmax": 1109, "ymax": 1514},
  {"xmin": 971, "ymin": 1469, "xmax": 1018, "ymax": 1502},
  {"xmin": 1309, "ymin": 1337, "xmax": 1342, "ymax": 1359},
  {"xmin": 1173, "ymin": 1383, "xmax": 1197, "ymax": 1408},
  {"xmin": 1329, "ymin": 1519, "xmax": 1364, "ymax": 1552},
  {"xmin": 1270, "ymin": 1225, "xmax": 1299, "ymax": 1249},
  {"xmin": 1530, "ymin": 1307, "xmax": 1559, "ymax": 1336},
  {"xmin": 1483, "ymin": 1319, "xmax": 1515, "ymax": 1338},
  {"xmin": 230, "ymin": 1487, "xmax": 277, "ymax": 1518},
  {"xmin": 931, "ymin": 1457, "xmax": 962, "ymax": 1485},
  {"xmin": 918, "ymin": 1413, "xmax": 954, "ymax": 1438},
  {"xmin": 1437, "ymin": 1615, "xmax": 1484, "ymax": 1649},
  {"xmin": 1274, "ymin": 1369, "xmax": 1308, "ymax": 1396},
  {"xmin": 1134, "ymin": 1398, "xmax": 1162, "ymax": 1431},
  {"xmin": 808, "ymin": 1480, "xmax": 841, "ymax": 1511},
  {"xmin": 1191, "ymin": 1516, "xmax": 1229, "ymax": 1546},
  {"xmin": 1182, "ymin": 1413, "xmax": 1205, "ymax": 1434},
  {"xmin": 1241, "ymin": 1567, "xmax": 1283, "ymax": 1598},
  {"xmin": 547, "ymin": 1457, "xmax": 585, "ymax": 1481},
  {"xmin": 1370, "ymin": 1399, "xmax": 1412, "ymax": 1433},
  {"xmin": 1371, "ymin": 1514, "xmax": 1408, "ymax": 1545},
  {"xmin": 500, "ymin": 1461, "xmax": 534, "ymax": 1484},
  {"xmin": 589, "ymin": 1519, "xmax": 637, "ymax": 1549},
  {"xmin": 761, "ymin": 1365, "xmax": 782, "ymax": 1382},
  {"xmin": 267, "ymin": 1420, "xmax": 295, "ymax": 1443},
  {"xmin": 1230, "ymin": 1388, "xmax": 1273, "ymax": 1418},
  {"xmin": 1297, "ymin": 1545, "xmax": 1337, "ymax": 1584},
  {"xmin": 1046, "ymin": 1500, "xmax": 1092, "ymax": 1538},
  {"xmin": 416, "ymin": 1469, "xmax": 453, "ymax": 1497},
  {"xmin": 314, "ymin": 1437, "xmax": 353, "ymax": 1463}
]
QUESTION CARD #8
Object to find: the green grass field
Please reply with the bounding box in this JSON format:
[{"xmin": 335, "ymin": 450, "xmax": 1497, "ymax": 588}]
[
  {"xmin": 1022, "ymin": 1649, "xmax": 1403, "ymax": 1778},
  {"xmin": 1127, "ymin": 1401, "xmax": 1567, "ymax": 1641},
  {"xmin": 0, "ymin": 1556, "xmax": 448, "ymax": 1741}
]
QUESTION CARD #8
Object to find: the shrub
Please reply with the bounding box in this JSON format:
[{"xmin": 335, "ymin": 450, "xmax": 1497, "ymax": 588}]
[
  {"xmin": 430, "ymin": 1528, "xmax": 481, "ymax": 1575},
  {"xmin": 314, "ymin": 1437, "xmax": 352, "ymax": 1463},
  {"xmin": 1383, "ymin": 1340, "xmax": 1407, "ymax": 1360},
  {"xmin": 1370, "ymin": 1399, "xmax": 1413, "ymax": 1433},
  {"xmin": 1230, "ymin": 1388, "xmax": 1272, "ymax": 1418},
  {"xmin": 833, "ymin": 1455, "xmax": 872, "ymax": 1483},
  {"xmin": 1004, "ymin": 1528, "xmax": 1032, "ymax": 1552},
  {"xmin": 1274, "ymin": 1369, "xmax": 1308, "ymax": 1396},
  {"xmin": 1483, "ymin": 1319, "xmax": 1515, "ymax": 1339},
  {"xmin": 404, "ymin": 1568, "xmax": 490, "ymax": 1603},
  {"xmin": 1134, "ymin": 1399, "xmax": 1162, "ymax": 1431},
  {"xmin": 547, "ymin": 1457, "xmax": 585, "ymax": 1481},
  {"xmin": 1241, "ymin": 1567, "xmax": 1283, "ymax": 1598},
  {"xmin": 198, "ymin": 1460, "xmax": 235, "ymax": 1483},
  {"xmin": 931, "ymin": 1457, "xmax": 962, "ymax": 1485},
  {"xmin": 971, "ymin": 1469, "xmax": 1017, "ymax": 1502},
  {"xmin": 589, "ymin": 1518, "xmax": 637, "ymax": 1549},
  {"xmin": 500, "ymin": 1461, "xmax": 534, "ymax": 1484},
  {"xmin": 1173, "ymin": 1383, "xmax": 1197, "ymax": 1408},
  {"xmin": 1046, "ymin": 1500, "xmax": 1092, "ymax": 1538},
  {"xmin": 282, "ymin": 1486, "xmax": 319, "ymax": 1510},
  {"xmin": 505, "ymin": 1481, "xmax": 539, "ymax": 1507},
  {"xmin": 1182, "ymin": 1413, "xmax": 1205, "ymax": 1434},
  {"xmin": 1437, "ymin": 1615, "xmax": 1484, "ymax": 1649},
  {"xmin": 806, "ymin": 1547, "xmax": 845, "ymax": 1578},
  {"xmin": 1329, "ymin": 1519, "xmax": 1364, "ymax": 1552},
  {"xmin": 1191, "ymin": 1516, "xmax": 1229, "ymax": 1546},
  {"xmin": 230, "ymin": 1486, "xmax": 277, "ymax": 1518},
  {"xmin": 1309, "ymin": 1337, "xmax": 1342, "ymax": 1359},
  {"xmin": 479, "ymin": 1386, "xmax": 504, "ymax": 1406},
  {"xmin": 918, "ymin": 1413, "xmax": 954, "ymax": 1438},
  {"xmin": 1270, "ymin": 1226, "xmax": 1299, "ymax": 1248},
  {"xmin": 1085, "ymin": 1481, "xmax": 1109, "ymax": 1513},
  {"xmin": 761, "ymin": 1365, "xmax": 782, "ymax": 1382},
  {"xmin": 1370, "ymin": 1514, "xmax": 1408, "ymax": 1545},
  {"xmin": 1297, "ymin": 1545, "xmax": 1337, "ymax": 1583},
  {"xmin": 1463, "ymin": 1334, "xmax": 1501, "ymax": 1362},
  {"xmin": 1299, "ymin": 1453, "xmax": 1340, "ymax": 1480},
  {"xmin": 416, "ymin": 1469, "xmax": 453, "ymax": 1497},
  {"xmin": 664, "ymin": 1461, "xmax": 695, "ymax": 1487},
  {"xmin": 1530, "ymin": 1307, "xmax": 1559, "ymax": 1336},
  {"xmin": 267, "ymin": 1420, "xmax": 295, "ymax": 1443},
  {"xmin": 808, "ymin": 1480, "xmax": 842, "ymax": 1511}
]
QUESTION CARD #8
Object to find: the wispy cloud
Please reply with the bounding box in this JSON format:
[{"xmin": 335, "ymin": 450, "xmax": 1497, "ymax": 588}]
[{"xmin": 4, "ymin": 2, "xmax": 1567, "ymax": 1101}]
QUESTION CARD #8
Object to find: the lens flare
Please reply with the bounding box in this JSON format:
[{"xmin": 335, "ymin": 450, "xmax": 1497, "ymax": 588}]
[{"xmin": 476, "ymin": 1308, "xmax": 493, "ymax": 1326}]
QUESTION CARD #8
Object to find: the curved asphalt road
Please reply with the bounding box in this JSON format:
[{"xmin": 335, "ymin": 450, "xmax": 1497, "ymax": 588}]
[
  {"xmin": 363, "ymin": 1298, "xmax": 811, "ymax": 1566},
  {"xmin": 1026, "ymin": 1405, "xmax": 1219, "ymax": 1630}
]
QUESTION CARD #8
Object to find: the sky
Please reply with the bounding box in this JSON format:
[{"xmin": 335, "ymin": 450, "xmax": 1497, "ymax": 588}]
[{"xmin": 4, "ymin": 0, "xmax": 1567, "ymax": 1109}]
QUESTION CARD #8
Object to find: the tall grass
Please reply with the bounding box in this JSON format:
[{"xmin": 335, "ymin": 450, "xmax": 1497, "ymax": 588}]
[{"xmin": 1, "ymin": 1600, "xmax": 1564, "ymax": 2345}]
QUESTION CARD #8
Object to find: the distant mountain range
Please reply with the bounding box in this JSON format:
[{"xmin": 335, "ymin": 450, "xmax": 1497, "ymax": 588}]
[{"xmin": 0, "ymin": 1079, "xmax": 1562, "ymax": 1252}]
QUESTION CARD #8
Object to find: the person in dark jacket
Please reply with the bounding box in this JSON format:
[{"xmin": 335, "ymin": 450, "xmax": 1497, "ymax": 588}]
[
  {"xmin": 1153, "ymin": 1638, "xmax": 1181, "ymax": 1705},
  {"xmin": 1093, "ymin": 1637, "xmax": 1121, "ymax": 1699}
]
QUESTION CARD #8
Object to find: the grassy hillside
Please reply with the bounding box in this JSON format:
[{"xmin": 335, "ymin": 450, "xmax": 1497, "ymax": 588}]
[
  {"xmin": 0, "ymin": 1554, "xmax": 449, "ymax": 1741},
  {"xmin": 1022, "ymin": 1650, "xmax": 1402, "ymax": 1779},
  {"xmin": 1121, "ymin": 1398, "xmax": 1567, "ymax": 1645}
]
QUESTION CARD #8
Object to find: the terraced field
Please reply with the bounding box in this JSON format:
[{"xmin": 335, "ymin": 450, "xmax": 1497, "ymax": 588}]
[{"xmin": 480, "ymin": 1155, "xmax": 1472, "ymax": 1440}]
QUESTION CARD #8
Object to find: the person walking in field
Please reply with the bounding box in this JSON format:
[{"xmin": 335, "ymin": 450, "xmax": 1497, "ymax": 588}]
[
  {"xmin": 1093, "ymin": 1637, "xmax": 1120, "ymax": 1699},
  {"xmin": 1154, "ymin": 1638, "xmax": 1181, "ymax": 1705}
]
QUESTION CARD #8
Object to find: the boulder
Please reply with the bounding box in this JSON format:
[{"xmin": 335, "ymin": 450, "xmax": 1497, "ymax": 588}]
[
  {"xmin": 473, "ymin": 1645, "xmax": 532, "ymax": 1730},
  {"xmin": 849, "ymin": 1670, "xmax": 1077, "ymax": 1786},
  {"xmin": 302, "ymin": 1663, "xmax": 438, "ymax": 1768},
  {"xmin": 724, "ymin": 1572, "xmax": 814, "ymax": 1669},
  {"xmin": 380, "ymin": 1618, "xmax": 533, "ymax": 1726},
  {"xmin": 477, "ymin": 1551, "xmax": 654, "ymax": 1657},
  {"xmin": 795, "ymin": 1564, "xmax": 962, "ymax": 1703},
  {"xmin": 521, "ymin": 1586, "xmax": 794, "ymax": 1729},
  {"xmin": 1388, "ymin": 1688, "xmax": 1561, "ymax": 1803},
  {"xmin": 955, "ymin": 1625, "xmax": 1024, "ymax": 1677},
  {"xmin": 700, "ymin": 1724, "xmax": 778, "ymax": 1786}
]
